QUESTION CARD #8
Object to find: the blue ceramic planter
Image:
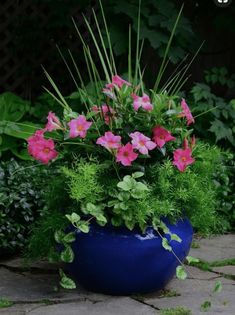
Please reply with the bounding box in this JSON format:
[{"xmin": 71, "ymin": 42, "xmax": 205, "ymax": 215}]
[{"xmin": 66, "ymin": 218, "xmax": 193, "ymax": 295}]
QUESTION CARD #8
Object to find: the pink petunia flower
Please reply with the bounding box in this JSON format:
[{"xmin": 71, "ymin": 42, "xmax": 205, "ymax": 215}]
[
  {"xmin": 92, "ymin": 104, "xmax": 115, "ymax": 125},
  {"xmin": 132, "ymin": 93, "xmax": 153, "ymax": 112},
  {"xmin": 106, "ymin": 75, "xmax": 131, "ymax": 89},
  {"xmin": 116, "ymin": 143, "xmax": 138, "ymax": 166},
  {"xmin": 129, "ymin": 131, "xmax": 156, "ymax": 155},
  {"xmin": 179, "ymin": 99, "xmax": 195, "ymax": 126},
  {"xmin": 173, "ymin": 148, "xmax": 195, "ymax": 172},
  {"xmin": 68, "ymin": 115, "xmax": 92, "ymax": 138},
  {"xmin": 27, "ymin": 130, "xmax": 58, "ymax": 164},
  {"xmin": 152, "ymin": 126, "xmax": 175, "ymax": 148},
  {"xmin": 96, "ymin": 131, "xmax": 121, "ymax": 150},
  {"xmin": 45, "ymin": 111, "xmax": 62, "ymax": 132}
]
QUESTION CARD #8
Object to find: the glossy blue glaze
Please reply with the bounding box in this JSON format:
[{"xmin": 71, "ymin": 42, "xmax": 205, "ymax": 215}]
[{"xmin": 66, "ymin": 218, "xmax": 193, "ymax": 295}]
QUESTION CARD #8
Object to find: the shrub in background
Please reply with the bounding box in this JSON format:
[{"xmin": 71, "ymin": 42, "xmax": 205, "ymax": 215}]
[{"xmin": 0, "ymin": 159, "xmax": 53, "ymax": 253}]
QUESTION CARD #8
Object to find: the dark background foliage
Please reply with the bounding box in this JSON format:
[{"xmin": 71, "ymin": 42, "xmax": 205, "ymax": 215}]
[
  {"xmin": 1, "ymin": 0, "xmax": 235, "ymax": 98},
  {"xmin": 0, "ymin": 159, "xmax": 53, "ymax": 253}
]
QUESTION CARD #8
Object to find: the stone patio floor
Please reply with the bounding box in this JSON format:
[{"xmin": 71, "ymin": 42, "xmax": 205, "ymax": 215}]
[{"xmin": 0, "ymin": 234, "xmax": 235, "ymax": 315}]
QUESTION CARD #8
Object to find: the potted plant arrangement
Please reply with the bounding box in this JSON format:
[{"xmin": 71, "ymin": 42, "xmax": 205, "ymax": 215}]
[{"xmin": 26, "ymin": 3, "xmax": 221, "ymax": 295}]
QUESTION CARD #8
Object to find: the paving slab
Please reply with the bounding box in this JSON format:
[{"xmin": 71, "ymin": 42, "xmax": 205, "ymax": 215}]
[
  {"xmin": 1, "ymin": 234, "xmax": 235, "ymax": 315},
  {"xmin": 140, "ymin": 266, "xmax": 235, "ymax": 315},
  {"xmin": 0, "ymin": 267, "xmax": 108, "ymax": 303},
  {"xmin": 189, "ymin": 234, "xmax": 235, "ymax": 262},
  {"xmin": 213, "ymin": 265, "xmax": 235, "ymax": 277},
  {"xmin": 0, "ymin": 303, "xmax": 44, "ymax": 315},
  {"xmin": 0, "ymin": 257, "xmax": 60, "ymax": 272},
  {"xmin": 27, "ymin": 298, "xmax": 159, "ymax": 315}
]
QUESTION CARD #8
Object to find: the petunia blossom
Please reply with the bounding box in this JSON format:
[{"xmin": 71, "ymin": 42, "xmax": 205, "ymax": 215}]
[
  {"xmin": 172, "ymin": 148, "xmax": 195, "ymax": 172},
  {"xmin": 106, "ymin": 75, "xmax": 131, "ymax": 89},
  {"xmin": 129, "ymin": 131, "xmax": 156, "ymax": 155},
  {"xmin": 132, "ymin": 93, "xmax": 153, "ymax": 112},
  {"xmin": 179, "ymin": 99, "xmax": 195, "ymax": 126},
  {"xmin": 27, "ymin": 130, "xmax": 58, "ymax": 164},
  {"xmin": 45, "ymin": 111, "xmax": 62, "ymax": 132},
  {"xmin": 116, "ymin": 143, "xmax": 138, "ymax": 166},
  {"xmin": 152, "ymin": 126, "xmax": 175, "ymax": 148},
  {"xmin": 92, "ymin": 104, "xmax": 115, "ymax": 125},
  {"xmin": 68, "ymin": 115, "xmax": 92, "ymax": 138},
  {"xmin": 96, "ymin": 131, "xmax": 121, "ymax": 150}
]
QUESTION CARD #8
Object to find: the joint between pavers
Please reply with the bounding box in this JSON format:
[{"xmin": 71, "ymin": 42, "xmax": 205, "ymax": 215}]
[{"xmin": 131, "ymin": 296, "xmax": 161, "ymax": 311}]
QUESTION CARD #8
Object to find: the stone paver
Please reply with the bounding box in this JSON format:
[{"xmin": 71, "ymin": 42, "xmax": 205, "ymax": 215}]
[
  {"xmin": 0, "ymin": 267, "xmax": 108, "ymax": 303},
  {"xmin": 0, "ymin": 257, "xmax": 60, "ymax": 272},
  {"xmin": 0, "ymin": 234, "xmax": 235, "ymax": 315},
  {"xmin": 189, "ymin": 234, "xmax": 235, "ymax": 262},
  {"xmin": 213, "ymin": 265, "xmax": 235, "ymax": 277},
  {"xmin": 28, "ymin": 298, "xmax": 159, "ymax": 315},
  {"xmin": 140, "ymin": 266, "xmax": 235, "ymax": 315},
  {"xmin": 0, "ymin": 304, "xmax": 44, "ymax": 315}
]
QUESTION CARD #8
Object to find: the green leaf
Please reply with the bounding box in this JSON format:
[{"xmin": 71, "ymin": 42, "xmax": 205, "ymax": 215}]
[
  {"xmin": 200, "ymin": 300, "xmax": 211, "ymax": 312},
  {"xmin": 60, "ymin": 246, "xmax": 74, "ymax": 263},
  {"xmin": 117, "ymin": 181, "xmax": 132, "ymax": 191},
  {"xmin": 162, "ymin": 237, "xmax": 172, "ymax": 251},
  {"xmin": 135, "ymin": 182, "xmax": 149, "ymax": 191},
  {"xmin": 54, "ymin": 230, "xmax": 65, "ymax": 244},
  {"xmin": 209, "ymin": 119, "xmax": 233, "ymax": 143},
  {"xmin": 0, "ymin": 92, "xmax": 29, "ymax": 122},
  {"xmin": 59, "ymin": 269, "xmax": 76, "ymax": 289},
  {"xmin": 186, "ymin": 256, "xmax": 199, "ymax": 264},
  {"xmin": 170, "ymin": 233, "xmax": 182, "ymax": 243},
  {"xmin": 86, "ymin": 202, "xmax": 98, "ymax": 213},
  {"xmin": 65, "ymin": 213, "xmax": 81, "ymax": 225},
  {"xmin": 213, "ymin": 280, "xmax": 222, "ymax": 294},
  {"xmin": 63, "ymin": 232, "xmax": 76, "ymax": 244},
  {"xmin": 117, "ymin": 192, "xmax": 130, "ymax": 202},
  {"xmin": 176, "ymin": 266, "xmax": 187, "ymax": 280},
  {"xmin": 132, "ymin": 172, "xmax": 144, "ymax": 178},
  {"xmin": 0, "ymin": 121, "xmax": 40, "ymax": 140},
  {"xmin": 78, "ymin": 222, "xmax": 89, "ymax": 233},
  {"xmin": 130, "ymin": 189, "xmax": 144, "ymax": 199},
  {"xmin": 125, "ymin": 220, "xmax": 135, "ymax": 230},
  {"xmin": 159, "ymin": 221, "xmax": 170, "ymax": 234},
  {"xmin": 96, "ymin": 213, "xmax": 107, "ymax": 224}
]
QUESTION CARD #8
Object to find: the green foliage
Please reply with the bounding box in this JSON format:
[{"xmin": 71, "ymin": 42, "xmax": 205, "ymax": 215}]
[
  {"xmin": 186, "ymin": 256, "xmax": 199, "ymax": 264},
  {"xmin": 26, "ymin": 171, "xmax": 71, "ymax": 261},
  {"xmin": 0, "ymin": 159, "xmax": 52, "ymax": 252},
  {"xmin": 103, "ymin": 0, "xmax": 196, "ymax": 64},
  {"xmin": 176, "ymin": 266, "xmax": 187, "ymax": 280},
  {"xmin": 62, "ymin": 159, "xmax": 104, "ymax": 204},
  {"xmin": 191, "ymin": 73, "xmax": 235, "ymax": 148},
  {"xmin": 205, "ymin": 67, "xmax": 235, "ymax": 88},
  {"xmin": 0, "ymin": 299, "xmax": 13, "ymax": 308},
  {"xmin": 59, "ymin": 269, "xmax": 76, "ymax": 289},
  {"xmin": 160, "ymin": 306, "xmax": 192, "ymax": 315},
  {"xmin": 0, "ymin": 92, "xmax": 60, "ymax": 160},
  {"xmin": 200, "ymin": 301, "xmax": 211, "ymax": 312},
  {"xmin": 212, "ymin": 151, "xmax": 235, "ymax": 230},
  {"xmin": 213, "ymin": 280, "xmax": 222, "ymax": 294},
  {"xmin": 147, "ymin": 142, "xmax": 233, "ymax": 233}
]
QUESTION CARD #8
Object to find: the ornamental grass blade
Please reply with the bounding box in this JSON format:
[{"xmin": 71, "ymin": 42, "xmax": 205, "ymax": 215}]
[
  {"xmin": 81, "ymin": 14, "xmax": 111, "ymax": 83},
  {"xmin": 42, "ymin": 67, "xmax": 70, "ymax": 109},
  {"xmin": 56, "ymin": 45, "xmax": 79, "ymax": 91},
  {"xmin": 128, "ymin": 24, "xmax": 132, "ymax": 82},
  {"xmin": 134, "ymin": 0, "xmax": 142, "ymax": 85},
  {"xmin": 153, "ymin": 4, "xmax": 184, "ymax": 92},
  {"xmin": 99, "ymin": 0, "xmax": 117, "ymax": 74}
]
